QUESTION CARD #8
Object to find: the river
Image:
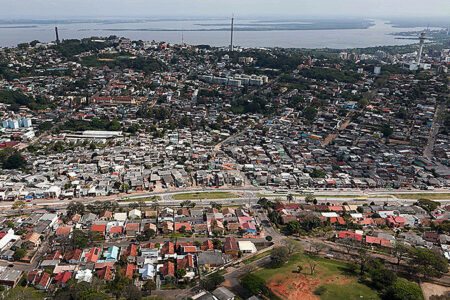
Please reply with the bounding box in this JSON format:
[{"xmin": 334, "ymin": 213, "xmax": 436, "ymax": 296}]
[{"xmin": 0, "ymin": 18, "xmax": 433, "ymax": 49}]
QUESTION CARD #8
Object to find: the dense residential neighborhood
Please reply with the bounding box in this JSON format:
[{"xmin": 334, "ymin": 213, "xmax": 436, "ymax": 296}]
[{"xmin": 0, "ymin": 18, "xmax": 449, "ymax": 300}]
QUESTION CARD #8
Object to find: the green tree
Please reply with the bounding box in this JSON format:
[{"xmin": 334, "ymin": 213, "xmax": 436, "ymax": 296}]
[
  {"xmin": 3, "ymin": 152, "xmax": 26, "ymax": 169},
  {"xmin": 13, "ymin": 248, "xmax": 27, "ymax": 261},
  {"xmin": 143, "ymin": 280, "xmax": 156, "ymax": 294},
  {"xmin": 416, "ymin": 198, "xmax": 440, "ymax": 213},
  {"xmin": 67, "ymin": 201, "xmax": 85, "ymax": 217},
  {"xmin": 384, "ymin": 278, "xmax": 423, "ymax": 300},
  {"xmin": 241, "ymin": 274, "xmax": 269, "ymax": 296},
  {"xmin": 410, "ymin": 248, "xmax": 448, "ymax": 278},
  {"xmin": 199, "ymin": 272, "xmax": 224, "ymax": 291},
  {"xmin": 270, "ymin": 246, "xmax": 289, "ymax": 267},
  {"xmin": 381, "ymin": 124, "xmax": 394, "ymax": 138},
  {"xmin": 71, "ymin": 229, "xmax": 88, "ymax": 249},
  {"xmin": 303, "ymin": 106, "xmax": 318, "ymax": 123},
  {"xmin": 108, "ymin": 270, "xmax": 131, "ymax": 300}
]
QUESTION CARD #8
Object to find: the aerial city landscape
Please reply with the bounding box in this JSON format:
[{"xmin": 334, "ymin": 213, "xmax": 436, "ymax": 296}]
[{"xmin": 0, "ymin": 0, "xmax": 449, "ymax": 299}]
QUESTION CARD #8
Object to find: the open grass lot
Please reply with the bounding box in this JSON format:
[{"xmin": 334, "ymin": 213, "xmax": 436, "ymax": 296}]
[
  {"xmin": 392, "ymin": 193, "xmax": 450, "ymax": 200},
  {"xmin": 252, "ymin": 253, "xmax": 380, "ymax": 300},
  {"xmin": 172, "ymin": 192, "xmax": 239, "ymax": 200}
]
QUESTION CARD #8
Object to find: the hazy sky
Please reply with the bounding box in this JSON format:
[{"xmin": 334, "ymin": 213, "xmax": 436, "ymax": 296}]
[{"xmin": 0, "ymin": 0, "xmax": 448, "ymax": 18}]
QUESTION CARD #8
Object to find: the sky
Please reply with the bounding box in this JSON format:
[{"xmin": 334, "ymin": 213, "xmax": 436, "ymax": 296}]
[{"xmin": 0, "ymin": 0, "xmax": 448, "ymax": 19}]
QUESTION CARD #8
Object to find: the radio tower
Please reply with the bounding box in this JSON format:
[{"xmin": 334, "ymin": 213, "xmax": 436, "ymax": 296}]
[
  {"xmin": 417, "ymin": 32, "xmax": 426, "ymax": 65},
  {"xmin": 55, "ymin": 27, "xmax": 60, "ymax": 45},
  {"xmin": 229, "ymin": 15, "xmax": 234, "ymax": 52}
]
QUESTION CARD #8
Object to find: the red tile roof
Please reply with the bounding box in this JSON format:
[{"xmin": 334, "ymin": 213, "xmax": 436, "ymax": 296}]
[
  {"xmin": 124, "ymin": 263, "xmax": 136, "ymax": 280},
  {"xmin": 337, "ymin": 231, "xmax": 363, "ymax": 241},
  {"xmin": 90, "ymin": 224, "xmax": 106, "ymax": 233},
  {"xmin": 54, "ymin": 271, "xmax": 72, "ymax": 284},
  {"xmin": 160, "ymin": 261, "xmax": 175, "ymax": 277}
]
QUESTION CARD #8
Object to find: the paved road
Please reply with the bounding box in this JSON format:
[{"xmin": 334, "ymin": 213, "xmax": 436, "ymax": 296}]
[
  {"xmin": 2, "ymin": 187, "xmax": 450, "ymax": 215},
  {"xmin": 424, "ymin": 102, "xmax": 445, "ymax": 158}
]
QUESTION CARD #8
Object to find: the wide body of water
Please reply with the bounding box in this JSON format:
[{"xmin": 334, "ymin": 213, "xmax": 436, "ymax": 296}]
[{"xmin": 0, "ymin": 18, "xmax": 433, "ymax": 49}]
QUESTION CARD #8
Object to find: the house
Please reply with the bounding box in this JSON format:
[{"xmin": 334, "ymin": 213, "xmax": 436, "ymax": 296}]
[
  {"xmin": 161, "ymin": 241, "xmax": 176, "ymax": 258},
  {"xmin": 75, "ymin": 269, "xmax": 93, "ymax": 283},
  {"xmin": 337, "ymin": 231, "xmax": 363, "ymax": 242},
  {"xmin": 139, "ymin": 264, "xmax": 155, "ymax": 280},
  {"xmin": 175, "ymin": 222, "xmax": 192, "ymax": 233},
  {"xmin": 108, "ymin": 226, "xmax": 123, "ymax": 238},
  {"xmin": 53, "ymin": 271, "xmax": 72, "ymax": 287},
  {"xmin": 35, "ymin": 272, "xmax": 51, "ymax": 290},
  {"xmin": 160, "ymin": 261, "xmax": 175, "ymax": 278},
  {"xmin": 55, "ymin": 226, "xmax": 73, "ymax": 238},
  {"xmin": 97, "ymin": 266, "xmax": 114, "ymax": 281},
  {"xmin": 84, "ymin": 247, "xmax": 101, "ymax": 263},
  {"xmin": 124, "ymin": 263, "xmax": 136, "ymax": 280},
  {"xmin": 90, "ymin": 224, "xmax": 107, "ymax": 236},
  {"xmin": 64, "ymin": 249, "xmax": 83, "ymax": 264},
  {"xmin": 22, "ymin": 232, "xmax": 41, "ymax": 249},
  {"xmin": 114, "ymin": 212, "xmax": 127, "ymax": 222},
  {"xmin": 129, "ymin": 209, "xmax": 142, "ymax": 219},
  {"xmin": 213, "ymin": 287, "xmax": 236, "ymax": 300},
  {"xmin": 224, "ymin": 237, "xmax": 239, "ymax": 256},
  {"xmin": 386, "ymin": 216, "xmax": 406, "ymax": 228},
  {"xmin": 0, "ymin": 267, "xmax": 23, "ymax": 287},
  {"xmin": 102, "ymin": 246, "xmax": 119, "ymax": 261},
  {"xmin": 99, "ymin": 211, "xmax": 113, "ymax": 220},
  {"xmin": 238, "ymin": 241, "xmax": 257, "ymax": 254},
  {"xmin": 198, "ymin": 251, "xmax": 229, "ymax": 272},
  {"xmin": 125, "ymin": 223, "xmax": 140, "ymax": 237}
]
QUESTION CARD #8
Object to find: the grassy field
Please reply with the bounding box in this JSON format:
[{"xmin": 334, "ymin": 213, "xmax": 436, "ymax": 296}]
[
  {"xmin": 252, "ymin": 253, "xmax": 380, "ymax": 300},
  {"xmin": 392, "ymin": 193, "xmax": 450, "ymax": 200},
  {"xmin": 120, "ymin": 196, "xmax": 161, "ymax": 202},
  {"xmin": 172, "ymin": 192, "xmax": 239, "ymax": 200}
]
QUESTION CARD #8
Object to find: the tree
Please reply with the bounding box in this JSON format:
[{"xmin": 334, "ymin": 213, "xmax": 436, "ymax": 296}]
[
  {"xmin": 305, "ymin": 194, "xmax": 316, "ymax": 203},
  {"xmin": 71, "ymin": 229, "xmax": 88, "ymax": 249},
  {"xmin": 123, "ymin": 284, "xmax": 142, "ymax": 300},
  {"xmin": 306, "ymin": 257, "xmax": 318, "ymax": 275},
  {"xmin": 381, "ymin": 124, "xmax": 394, "ymax": 138},
  {"xmin": 265, "ymin": 236, "xmax": 273, "ymax": 242},
  {"xmin": 309, "ymin": 242, "xmax": 326, "ymax": 255},
  {"xmin": 367, "ymin": 259, "xmax": 397, "ymax": 291},
  {"xmin": 410, "ymin": 248, "xmax": 448, "ymax": 278},
  {"xmin": 354, "ymin": 248, "xmax": 371, "ymax": 275},
  {"xmin": 270, "ymin": 246, "xmax": 290, "ymax": 267},
  {"xmin": 241, "ymin": 274, "xmax": 269, "ymax": 296},
  {"xmin": 67, "ymin": 201, "xmax": 85, "ymax": 217},
  {"xmin": 176, "ymin": 268, "xmax": 187, "ymax": 280},
  {"xmin": 143, "ymin": 280, "xmax": 156, "ymax": 295},
  {"xmin": 12, "ymin": 201, "xmax": 26, "ymax": 211},
  {"xmin": 392, "ymin": 242, "xmax": 410, "ymax": 265},
  {"xmin": 282, "ymin": 239, "xmax": 302, "ymax": 255},
  {"xmin": 3, "ymin": 152, "xmax": 26, "ymax": 169},
  {"xmin": 303, "ymin": 106, "xmax": 318, "ymax": 123},
  {"xmin": 210, "ymin": 202, "xmax": 222, "ymax": 210},
  {"xmin": 258, "ymin": 197, "xmax": 274, "ymax": 210},
  {"xmin": 108, "ymin": 271, "xmax": 131, "ymax": 300},
  {"xmin": 384, "ymin": 278, "xmax": 423, "ymax": 300},
  {"xmin": 13, "ymin": 248, "xmax": 27, "ymax": 261},
  {"xmin": 286, "ymin": 221, "xmax": 301, "ymax": 235},
  {"xmin": 416, "ymin": 198, "xmax": 440, "ymax": 213},
  {"xmin": 120, "ymin": 183, "xmax": 130, "ymax": 193},
  {"xmin": 212, "ymin": 239, "xmax": 223, "ymax": 250},
  {"xmin": 200, "ymin": 272, "xmax": 224, "ymax": 291},
  {"xmin": 299, "ymin": 215, "xmax": 322, "ymax": 231},
  {"xmin": 287, "ymin": 194, "xmax": 294, "ymax": 203}
]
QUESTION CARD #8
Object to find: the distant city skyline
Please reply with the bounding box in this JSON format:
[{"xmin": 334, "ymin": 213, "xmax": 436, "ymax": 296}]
[{"xmin": 0, "ymin": 0, "xmax": 449, "ymax": 18}]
